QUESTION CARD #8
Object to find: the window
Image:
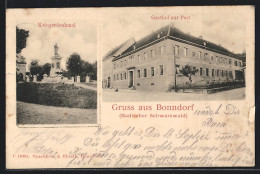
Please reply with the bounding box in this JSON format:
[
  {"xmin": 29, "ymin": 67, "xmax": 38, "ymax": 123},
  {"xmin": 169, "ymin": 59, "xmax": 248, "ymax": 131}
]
[
  {"xmin": 211, "ymin": 56, "xmax": 214, "ymax": 61},
  {"xmin": 216, "ymin": 56, "xmax": 218, "ymax": 62},
  {"xmin": 199, "ymin": 51, "xmax": 202, "ymax": 59},
  {"xmin": 212, "ymin": 69, "xmax": 214, "ymax": 76},
  {"xmin": 234, "ymin": 60, "xmax": 238, "ymax": 66},
  {"xmin": 159, "ymin": 65, "xmax": 164, "ymax": 75},
  {"xmin": 174, "ymin": 45, "xmax": 179, "ymax": 55},
  {"xmin": 206, "ymin": 68, "xmax": 209, "ymax": 76},
  {"xmin": 114, "ymin": 75, "xmax": 116, "ymax": 81},
  {"xmin": 144, "ymin": 69, "xmax": 147, "ymax": 77},
  {"xmin": 120, "ymin": 60, "xmax": 123, "ymax": 67},
  {"xmin": 225, "ymin": 71, "xmax": 228, "ymax": 77},
  {"xmin": 224, "ymin": 58, "xmax": 227, "ymax": 64},
  {"xmin": 217, "ymin": 70, "xmax": 219, "ymax": 76},
  {"xmin": 229, "ymin": 59, "xmax": 232, "ymax": 65},
  {"xmin": 229, "ymin": 71, "xmax": 233, "ymax": 78},
  {"xmin": 151, "ymin": 49, "xmax": 155, "ymax": 57},
  {"xmin": 117, "ymin": 74, "xmax": 119, "ymax": 80},
  {"xmin": 192, "ymin": 51, "xmax": 196, "ymax": 57},
  {"xmin": 138, "ymin": 55, "xmax": 140, "ymax": 62},
  {"xmin": 138, "ymin": 70, "xmax": 141, "ymax": 78},
  {"xmin": 144, "ymin": 52, "xmax": 147, "ymax": 60},
  {"xmin": 52, "ymin": 63, "xmax": 54, "ymax": 68},
  {"xmin": 204, "ymin": 53, "xmax": 208, "ymax": 60},
  {"xmin": 176, "ymin": 65, "xmax": 180, "ymax": 74},
  {"xmin": 120, "ymin": 74, "xmax": 122, "ymax": 80},
  {"xmin": 239, "ymin": 62, "xmax": 242, "ymax": 67},
  {"xmin": 159, "ymin": 46, "xmax": 164, "ymax": 55},
  {"xmin": 129, "ymin": 55, "xmax": 134, "ymax": 62},
  {"xmin": 200, "ymin": 67, "xmax": 203, "ymax": 76},
  {"xmin": 184, "ymin": 47, "xmax": 188, "ymax": 56},
  {"xmin": 220, "ymin": 57, "xmax": 223, "ymax": 63},
  {"xmin": 221, "ymin": 70, "xmax": 224, "ymax": 77},
  {"xmin": 151, "ymin": 67, "xmax": 154, "ymax": 76},
  {"xmin": 124, "ymin": 73, "xmax": 127, "ymax": 79}
]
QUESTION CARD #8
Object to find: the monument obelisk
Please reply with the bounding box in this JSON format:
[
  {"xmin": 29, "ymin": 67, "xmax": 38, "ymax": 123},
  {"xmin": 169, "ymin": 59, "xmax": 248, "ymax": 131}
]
[{"xmin": 50, "ymin": 43, "xmax": 62, "ymax": 77}]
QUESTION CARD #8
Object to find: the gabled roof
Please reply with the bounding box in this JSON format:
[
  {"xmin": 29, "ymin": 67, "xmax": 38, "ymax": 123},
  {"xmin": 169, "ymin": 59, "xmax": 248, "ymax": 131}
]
[
  {"xmin": 108, "ymin": 23, "xmax": 243, "ymax": 61},
  {"xmin": 168, "ymin": 26, "xmax": 234, "ymax": 56},
  {"xmin": 103, "ymin": 43, "xmax": 123, "ymax": 60},
  {"xmin": 103, "ymin": 38, "xmax": 135, "ymax": 61},
  {"xmin": 120, "ymin": 25, "xmax": 169, "ymax": 56},
  {"xmin": 235, "ymin": 53, "xmax": 246, "ymax": 62}
]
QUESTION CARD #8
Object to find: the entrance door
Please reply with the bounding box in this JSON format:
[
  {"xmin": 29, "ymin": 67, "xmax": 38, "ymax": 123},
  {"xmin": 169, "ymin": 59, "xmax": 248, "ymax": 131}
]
[
  {"xmin": 107, "ymin": 77, "xmax": 110, "ymax": 88},
  {"xmin": 129, "ymin": 71, "xmax": 133, "ymax": 87}
]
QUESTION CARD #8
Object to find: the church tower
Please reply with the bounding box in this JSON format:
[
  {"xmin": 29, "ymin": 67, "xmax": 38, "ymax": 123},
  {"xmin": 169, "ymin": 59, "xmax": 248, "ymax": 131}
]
[{"xmin": 50, "ymin": 43, "xmax": 62, "ymax": 77}]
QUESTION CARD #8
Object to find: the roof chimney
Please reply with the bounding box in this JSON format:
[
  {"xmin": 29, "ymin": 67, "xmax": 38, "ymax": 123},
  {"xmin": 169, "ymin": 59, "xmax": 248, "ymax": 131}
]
[
  {"xmin": 199, "ymin": 35, "xmax": 203, "ymax": 39},
  {"xmin": 157, "ymin": 33, "xmax": 160, "ymax": 38}
]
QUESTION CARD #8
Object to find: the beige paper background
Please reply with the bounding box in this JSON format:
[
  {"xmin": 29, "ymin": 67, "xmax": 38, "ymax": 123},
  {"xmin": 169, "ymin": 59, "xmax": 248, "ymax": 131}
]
[{"xmin": 6, "ymin": 6, "xmax": 255, "ymax": 168}]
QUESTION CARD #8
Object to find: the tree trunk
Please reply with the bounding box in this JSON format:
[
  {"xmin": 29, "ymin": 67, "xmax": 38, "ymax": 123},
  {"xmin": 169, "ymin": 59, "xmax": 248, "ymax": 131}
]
[{"xmin": 189, "ymin": 75, "xmax": 192, "ymax": 84}]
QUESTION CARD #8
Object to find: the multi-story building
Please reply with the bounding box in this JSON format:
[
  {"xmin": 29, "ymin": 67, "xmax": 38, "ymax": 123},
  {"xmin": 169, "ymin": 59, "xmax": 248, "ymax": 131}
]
[{"xmin": 102, "ymin": 23, "xmax": 245, "ymax": 92}]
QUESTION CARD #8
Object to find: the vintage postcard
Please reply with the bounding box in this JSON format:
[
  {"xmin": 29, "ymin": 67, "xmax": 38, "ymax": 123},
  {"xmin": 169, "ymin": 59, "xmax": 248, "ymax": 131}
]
[{"xmin": 6, "ymin": 6, "xmax": 255, "ymax": 168}]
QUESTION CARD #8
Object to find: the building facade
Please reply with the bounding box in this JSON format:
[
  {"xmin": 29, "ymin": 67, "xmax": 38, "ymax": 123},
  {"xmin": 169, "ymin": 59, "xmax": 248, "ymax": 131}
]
[
  {"xmin": 102, "ymin": 24, "xmax": 245, "ymax": 92},
  {"xmin": 16, "ymin": 53, "xmax": 26, "ymax": 81}
]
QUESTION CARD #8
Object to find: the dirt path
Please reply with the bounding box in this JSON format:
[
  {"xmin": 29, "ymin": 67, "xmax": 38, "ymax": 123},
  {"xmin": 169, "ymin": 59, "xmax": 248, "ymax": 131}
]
[
  {"xmin": 102, "ymin": 87, "xmax": 245, "ymax": 102},
  {"xmin": 17, "ymin": 101, "xmax": 97, "ymax": 125},
  {"xmin": 73, "ymin": 83, "xmax": 97, "ymax": 91}
]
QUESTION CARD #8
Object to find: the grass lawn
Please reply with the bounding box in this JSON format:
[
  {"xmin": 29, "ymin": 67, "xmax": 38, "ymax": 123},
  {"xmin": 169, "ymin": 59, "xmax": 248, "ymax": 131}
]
[
  {"xmin": 17, "ymin": 101, "xmax": 96, "ymax": 124},
  {"xmin": 17, "ymin": 82, "xmax": 97, "ymax": 109}
]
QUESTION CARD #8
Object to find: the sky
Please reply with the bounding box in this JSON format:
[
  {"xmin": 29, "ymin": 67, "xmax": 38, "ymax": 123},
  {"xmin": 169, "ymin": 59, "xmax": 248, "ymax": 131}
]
[
  {"xmin": 18, "ymin": 7, "xmax": 248, "ymax": 71},
  {"xmin": 101, "ymin": 7, "xmax": 247, "ymax": 57},
  {"xmin": 18, "ymin": 20, "xmax": 97, "ymax": 70}
]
